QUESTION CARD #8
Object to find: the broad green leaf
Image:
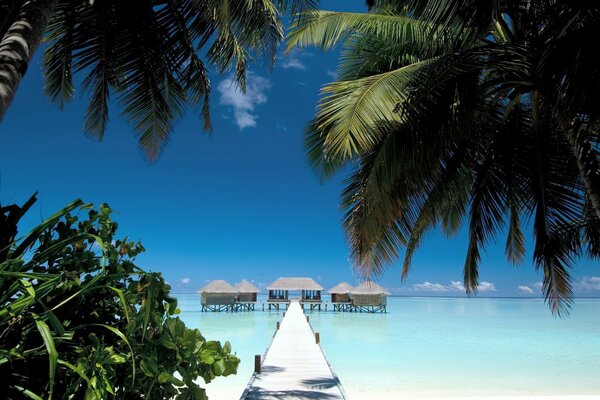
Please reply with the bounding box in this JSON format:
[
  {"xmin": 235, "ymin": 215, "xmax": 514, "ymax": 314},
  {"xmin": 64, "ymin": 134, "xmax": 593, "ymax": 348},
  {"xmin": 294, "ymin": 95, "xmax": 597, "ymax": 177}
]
[
  {"xmin": 199, "ymin": 351, "xmax": 214, "ymax": 365},
  {"xmin": 158, "ymin": 372, "xmax": 184, "ymax": 386},
  {"xmin": 223, "ymin": 341, "xmax": 231, "ymax": 354},
  {"xmin": 212, "ymin": 359, "xmax": 226, "ymax": 375}
]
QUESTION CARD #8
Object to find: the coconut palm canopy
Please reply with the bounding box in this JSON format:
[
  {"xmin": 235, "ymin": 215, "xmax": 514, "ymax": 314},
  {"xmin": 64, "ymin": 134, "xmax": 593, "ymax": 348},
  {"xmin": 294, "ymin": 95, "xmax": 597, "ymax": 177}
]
[
  {"xmin": 235, "ymin": 279, "xmax": 260, "ymax": 293},
  {"xmin": 350, "ymin": 282, "xmax": 390, "ymax": 295},
  {"xmin": 0, "ymin": 0, "xmax": 318, "ymax": 160},
  {"xmin": 200, "ymin": 280, "xmax": 237, "ymax": 293},
  {"xmin": 288, "ymin": 0, "xmax": 600, "ymax": 315},
  {"xmin": 327, "ymin": 282, "xmax": 355, "ymax": 294},
  {"xmin": 267, "ymin": 277, "xmax": 324, "ymax": 291}
]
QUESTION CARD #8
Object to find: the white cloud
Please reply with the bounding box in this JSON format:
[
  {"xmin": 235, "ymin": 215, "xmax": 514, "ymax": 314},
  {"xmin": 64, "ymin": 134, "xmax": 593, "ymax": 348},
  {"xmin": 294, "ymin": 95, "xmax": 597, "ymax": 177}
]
[
  {"xmin": 411, "ymin": 280, "xmax": 496, "ymax": 293},
  {"xmin": 282, "ymin": 58, "xmax": 307, "ymax": 70},
  {"xmin": 576, "ymin": 276, "xmax": 600, "ymax": 291},
  {"xmin": 478, "ymin": 281, "xmax": 497, "ymax": 292},
  {"xmin": 532, "ymin": 281, "xmax": 543, "ymax": 290},
  {"xmin": 449, "ymin": 281, "xmax": 465, "ymax": 291},
  {"xmin": 412, "ymin": 281, "xmax": 449, "ymax": 292},
  {"xmin": 181, "ymin": 277, "xmax": 190, "ymax": 285},
  {"xmin": 517, "ymin": 285, "xmax": 534, "ymax": 294},
  {"xmin": 218, "ymin": 73, "xmax": 271, "ymax": 129},
  {"xmin": 327, "ymin": 69, "xmax": 339, "ymax": 80},
  {"xmin": 281, "ymin": 48, "xmax": 311, "ymax": 71},
  {"xmin": 257, "ymin": 281, "xmax": 268, "ymax": 290}
]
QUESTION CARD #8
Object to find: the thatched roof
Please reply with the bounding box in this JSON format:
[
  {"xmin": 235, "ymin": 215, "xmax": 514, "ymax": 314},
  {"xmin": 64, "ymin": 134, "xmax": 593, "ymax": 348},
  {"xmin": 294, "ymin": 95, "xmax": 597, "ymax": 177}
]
[
  {"xmin": 327, "ymin": 282, "xmax": 354, "ymax": 294},
  {"xmin": 267, "ymin": 277, "xmax": 324, "ymax": 291},
  {"xmin": 235, "ymin": 279, "xmax": 260, "ymax": 293},
  {"xmin": 350, "ymin": 282, "xmax": 390, "ymax": 295},
  {"xmin": 200, "ymin": 280, "xmax": 237, "ymax": 293}
]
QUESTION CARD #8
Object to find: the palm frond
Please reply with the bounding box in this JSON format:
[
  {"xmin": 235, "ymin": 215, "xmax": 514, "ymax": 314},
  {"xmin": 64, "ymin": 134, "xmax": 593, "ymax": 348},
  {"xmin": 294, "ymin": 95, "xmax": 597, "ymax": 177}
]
[
  {"xmin": 43, "ymin": 2, "xmax": 76, "ymax": 107},
  {"xmin": 528, "ymin": 100, "xmax": 583, "ymax": 315},
  {"xmin": 403, "ymin": 147, "xmax": 472, "ymax": 279},
  {"xmin": 290, "ymin": 0, "xmax": 600, "ymax": 314},
  {"xmin": 311, "ymin": 58, "xmax": 435, "ymax": 165},
  {"xmin": 42, "ymin": 0, "xmax": 288, "ymax": 160},
  {"xmin": 288, "ymin": 10, "xmax": 429, "ymax": 52},
  {"xmin": 463, "ymin": 140, "xmax": 507, "ymax": 294}
]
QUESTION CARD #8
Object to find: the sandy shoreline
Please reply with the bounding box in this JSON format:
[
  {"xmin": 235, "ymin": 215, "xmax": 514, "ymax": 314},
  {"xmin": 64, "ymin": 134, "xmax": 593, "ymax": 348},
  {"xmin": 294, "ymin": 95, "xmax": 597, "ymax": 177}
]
[
  {"xmin": 349, "ymin": 397, "xmax": 600, "ymax": 400},
  {"xmin": 205, "ymin": 387, "xmax": 600, "ymax": 400}
]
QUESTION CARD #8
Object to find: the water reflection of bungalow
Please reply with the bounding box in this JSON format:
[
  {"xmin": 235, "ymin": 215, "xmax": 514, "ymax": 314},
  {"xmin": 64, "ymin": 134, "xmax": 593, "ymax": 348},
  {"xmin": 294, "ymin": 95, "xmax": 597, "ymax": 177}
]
[
  {"xmin": 235, "ymin": 279, "xmax": 259, "ymax": 310},
  {"xmin": 200, "ymin": 280, "xmax": 238, "ymax": 312},
  {"xmin": 267, "ymin": 277, "xmax": 324, "ymax": 310},
  {"xmin": 350, "ymin": 282, "xmax": 389, "ymax": 313},
  {"xmin": 328, "ymin": 282, "xmax": 354, "ymax": 311}
]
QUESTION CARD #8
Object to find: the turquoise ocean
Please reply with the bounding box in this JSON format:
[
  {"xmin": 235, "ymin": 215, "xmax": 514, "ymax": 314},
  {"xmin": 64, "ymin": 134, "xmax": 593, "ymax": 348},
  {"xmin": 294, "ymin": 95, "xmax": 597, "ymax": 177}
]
[{"xmin": 176, "ymin": 295, "xmax": 600, "ymax": 399}]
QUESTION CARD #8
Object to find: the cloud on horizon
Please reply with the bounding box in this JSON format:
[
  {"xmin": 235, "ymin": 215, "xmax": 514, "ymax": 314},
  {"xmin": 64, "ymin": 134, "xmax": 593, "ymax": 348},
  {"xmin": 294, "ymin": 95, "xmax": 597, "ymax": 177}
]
[
  {"xmin": 575, "ymin": 276, "xmax": 600, "ymax": 291},
  {"xmin": 412, "ymin": 282, "xmax": 449, "ymax": 292},
  {"xmin": 517, "ymin": 285, "xmax": 535, "ymax": 294},
  {"xmin": 409, "ymin": 280, "xmax": 496, "ymax": 293},
  {"xmin": 218, "ymin": 73, "xmax": 271, "ymax": 129},
  {"xmin": 516, "ymin": 277, "xmax": 600, "ymax": 295},
  {"xmin": 478, "ymin": 281, "xmax": 497, "ymax": 292}
]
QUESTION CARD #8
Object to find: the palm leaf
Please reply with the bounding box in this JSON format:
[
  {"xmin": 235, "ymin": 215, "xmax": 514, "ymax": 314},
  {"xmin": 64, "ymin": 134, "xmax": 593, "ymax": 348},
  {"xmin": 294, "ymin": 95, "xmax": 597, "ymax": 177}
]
[{"xmin": 288, "ymin": 10, "xmax": 430, "ymax": 52}]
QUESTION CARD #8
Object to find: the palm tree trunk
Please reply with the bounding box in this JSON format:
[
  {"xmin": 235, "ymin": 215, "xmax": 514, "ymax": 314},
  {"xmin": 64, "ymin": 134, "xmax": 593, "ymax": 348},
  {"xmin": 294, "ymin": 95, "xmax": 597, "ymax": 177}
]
[
  {"xmin": 0, "ymin": 0, "xmax": 57, "ymax": 122},
  {"xmin": 566, "ymin": 125, "xmax": 600, "ymax": 220}
]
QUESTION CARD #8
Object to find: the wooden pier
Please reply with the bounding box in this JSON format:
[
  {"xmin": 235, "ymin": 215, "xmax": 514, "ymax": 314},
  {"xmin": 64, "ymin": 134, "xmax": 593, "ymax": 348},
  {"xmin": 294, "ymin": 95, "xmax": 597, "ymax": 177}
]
[{"xmin": 240, "ymin": 300, "xmax": 346, "ymax": 399}]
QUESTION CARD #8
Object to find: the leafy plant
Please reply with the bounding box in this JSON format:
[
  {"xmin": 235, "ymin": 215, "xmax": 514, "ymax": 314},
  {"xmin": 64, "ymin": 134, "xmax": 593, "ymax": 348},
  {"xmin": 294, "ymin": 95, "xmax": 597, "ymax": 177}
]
[{"xmin": 0, "ymin": 193, "xmax": 239, "ymax": 399}]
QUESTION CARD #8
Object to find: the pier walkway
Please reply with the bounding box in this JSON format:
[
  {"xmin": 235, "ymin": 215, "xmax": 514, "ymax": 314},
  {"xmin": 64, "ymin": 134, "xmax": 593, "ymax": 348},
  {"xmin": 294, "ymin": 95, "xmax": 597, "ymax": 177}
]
[{"xmin": 240, "ymin": 300, "xmax": 346, "ymax": 399}]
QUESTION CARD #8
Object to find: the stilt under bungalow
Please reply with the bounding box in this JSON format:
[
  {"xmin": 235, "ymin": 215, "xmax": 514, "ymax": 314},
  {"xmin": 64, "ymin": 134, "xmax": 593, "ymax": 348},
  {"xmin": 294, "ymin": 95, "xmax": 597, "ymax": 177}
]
[
  {"xmin": 349, "ymin": 282, "xmax": 389, "ymax": 313},
  {"xmin": 235, "ymin": 279, "xmax": 260, "ymax": 311},
  {"xmin": 328, "ymin": 282, "xmax": 354, "ymax": 312},
  {"xmin": 200, "ymin": 280, "xmax": 238, "ymax": 312}
]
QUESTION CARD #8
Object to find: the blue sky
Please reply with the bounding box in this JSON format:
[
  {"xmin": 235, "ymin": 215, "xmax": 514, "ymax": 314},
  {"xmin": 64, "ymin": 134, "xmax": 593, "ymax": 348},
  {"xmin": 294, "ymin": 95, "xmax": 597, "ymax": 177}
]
[{"xmin": 0, "ymin": 1, "xmax": 598, "ymax": 299}]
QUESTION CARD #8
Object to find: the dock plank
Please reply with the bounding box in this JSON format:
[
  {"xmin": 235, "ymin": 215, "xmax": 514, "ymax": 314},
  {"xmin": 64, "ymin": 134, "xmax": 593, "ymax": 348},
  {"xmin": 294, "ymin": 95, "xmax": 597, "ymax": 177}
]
[{"xmin": 241, "ymin": 300, "xmax": 346, "ymax": 399}]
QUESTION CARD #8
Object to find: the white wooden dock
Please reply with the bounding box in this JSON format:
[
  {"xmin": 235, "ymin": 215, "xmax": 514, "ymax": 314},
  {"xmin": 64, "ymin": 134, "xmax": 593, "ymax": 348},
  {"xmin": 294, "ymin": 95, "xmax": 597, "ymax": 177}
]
[{"xmin": 240, "ymin": 300, "xmax": 346, "ymax": 399}]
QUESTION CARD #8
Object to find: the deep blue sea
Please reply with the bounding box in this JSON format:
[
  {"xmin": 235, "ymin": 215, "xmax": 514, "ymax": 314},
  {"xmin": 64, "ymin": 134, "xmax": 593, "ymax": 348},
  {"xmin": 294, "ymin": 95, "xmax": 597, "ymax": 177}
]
[{"xmin": 176, "ymin": 295, "xmax": 600, "ymax": 399}]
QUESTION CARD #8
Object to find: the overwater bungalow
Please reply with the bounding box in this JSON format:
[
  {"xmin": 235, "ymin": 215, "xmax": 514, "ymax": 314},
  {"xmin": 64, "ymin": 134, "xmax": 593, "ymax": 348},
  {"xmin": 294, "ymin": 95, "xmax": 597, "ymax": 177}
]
[
  {"xmin": 200, "ymin": 280, "xmax": 238, "ymax": 312},
  {"xmin": 328, "ymin": 282, "xmax": 354, "ymax": 312},
  {"xmin": 267, "ymin": 277, "xmax": 324, "ymax": 310},
  {"xmin": 350, "ymin": 282, "xmax": 390, "ymax": 313},
  {"xmin": 235, "ymin": 279, "xmax": 259, "ymax": 310}
]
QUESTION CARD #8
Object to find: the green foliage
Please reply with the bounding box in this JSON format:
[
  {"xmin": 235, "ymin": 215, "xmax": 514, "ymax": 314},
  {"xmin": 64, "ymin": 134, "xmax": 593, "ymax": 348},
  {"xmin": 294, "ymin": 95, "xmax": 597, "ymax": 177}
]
[
  {"xmin": 290, "ymin": 1, "xmax": 600, "ymax": 315},
  {"xmin": 0, "ymin": 193, "xmax": 239, "ymax": 399}
]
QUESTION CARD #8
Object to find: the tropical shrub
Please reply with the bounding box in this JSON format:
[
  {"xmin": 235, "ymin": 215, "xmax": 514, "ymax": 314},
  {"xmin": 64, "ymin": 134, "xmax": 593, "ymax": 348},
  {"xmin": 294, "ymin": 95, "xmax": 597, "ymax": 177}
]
[{"xmin": 0, "ymin": 193, "xmax": 239, "ymax": 399}]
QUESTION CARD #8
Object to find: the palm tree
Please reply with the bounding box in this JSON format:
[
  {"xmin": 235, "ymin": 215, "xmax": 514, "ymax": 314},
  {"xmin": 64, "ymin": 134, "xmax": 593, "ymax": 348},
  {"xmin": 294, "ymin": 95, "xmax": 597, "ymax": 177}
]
[
  {"xmin": 0, "ymin": 0, "xmax": 55, "ymax": 121},
  {"xmin": 288, "ymin": 0, "xmax": 600, "ymax": 314},
  {"xmin": 0, "ymin": 0, "xmax": 316, "ymax": 160}
]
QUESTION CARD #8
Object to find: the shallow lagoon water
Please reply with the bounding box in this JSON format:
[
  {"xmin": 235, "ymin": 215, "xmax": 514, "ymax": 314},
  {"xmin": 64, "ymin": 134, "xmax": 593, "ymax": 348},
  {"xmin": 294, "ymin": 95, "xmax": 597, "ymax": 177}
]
[{"xmin": 177, "ymin": 295, "xmax": 600, "ymax": 399}]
